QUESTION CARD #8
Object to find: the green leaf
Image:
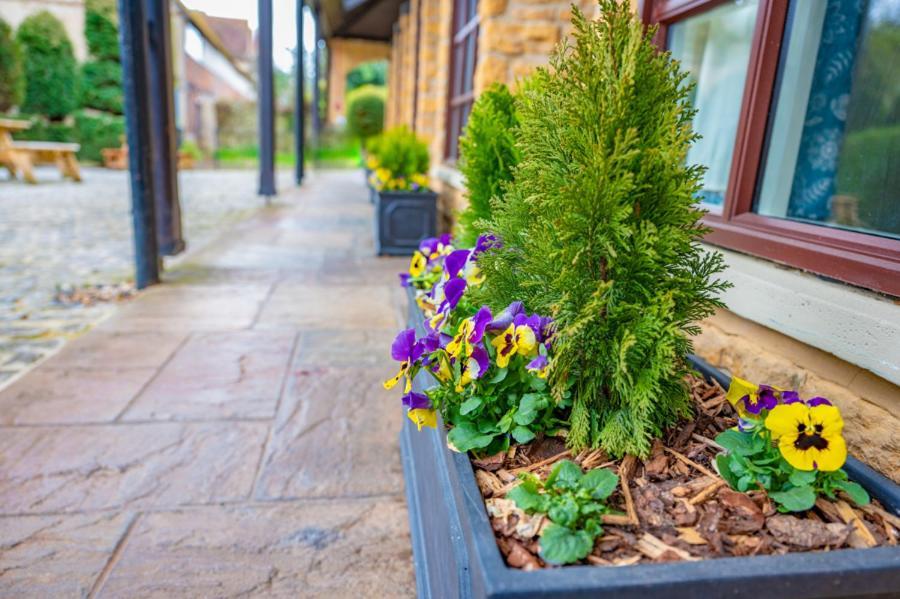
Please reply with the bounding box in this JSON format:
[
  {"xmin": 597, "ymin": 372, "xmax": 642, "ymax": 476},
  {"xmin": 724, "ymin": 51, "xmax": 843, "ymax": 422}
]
[
  {"xmin": 447, "ymin": 422, "xmax": 495, "ymax": 452},
  {"xmin": 836, "ymin": 480, "xmax": 870, "ymax": 506},
  {"xmin": 769, "ymin": 485, "xmax": 817, "ymax": 512},
  {"xmin": 581, "ymin": 468, "xmax": 619, "ymax": 500},
  {"xmin": 508, "ymin": 478, "xmax": 548, "ymax": 513},
  {"xmin": 511, "ymin": 426, "xmax": 536, "ymax": 444},
  {"xmin": 715, "ymin": 429, "xmax": 759, "ymax": 456},
  {"xmin": 716, "ymin": 454, "xmax": 740, "ymax": 490},
  {"xmin": 459, "ymin": 396, "xmax": 483, "ymax": 416},
  {"xmin": 513, "ymin": 393, "xmax": 546, "ymax": 425},
  {"xmin": 539, "ymin": 523, "xmax": 595, "ymax": 565},
  {"xmin": 788, "ymin": 469, "xmax": 817, "ymax": 487},
  {"xmin": 548, "ymin": 495, "xmax": 580, "ymax": 527},
  {"xmin": 497, "ymin": 411, "xmax": 514, "ymax": 433},
  {"xmin": 488, "ymin": 368, "xmax": 508, "ymax": 384},
  {"xmin": 545, "ymin": 460, "xmax": 583, "ymax": 488}
]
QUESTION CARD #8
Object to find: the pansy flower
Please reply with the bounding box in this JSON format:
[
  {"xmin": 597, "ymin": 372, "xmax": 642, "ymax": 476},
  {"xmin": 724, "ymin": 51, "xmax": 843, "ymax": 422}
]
[
  {"xmin": 446, "ymin": 306, "xmax": 492, "ymax": 358},
  {"xmin": 408, "ymin": 408, "xmax": 437, "ymax": 430},
  {"xmin": 740, "ymin": 384, "xmax": 778, "ymax": 415},
  {"xmin": 492, "ymin": 313, "xmax": 539, "ymax": 369},
  {"xmin": 765, "ymin": 402, "xmax": 847, "ymax": 471},
  {"xmin": 383, "ymin": 328, "xmax": 423, "ymax": 393},
  {"xmin": 402, "ymin": 391, "xmax": 431, "ymax": 410},
  {"xmin": 456, "ymin": 345, "xmax": 490, "ymax": 392},
  {"xmin": 487, "ymin": 301, "xmax": 525, "ymax": 332},
  {"xmin": 408, "ymin": 251, "xmax": 427, "ymax": 277},
  {"xmin": 526, "ymin": 354, "xmax": 549, "ymax": 379}
]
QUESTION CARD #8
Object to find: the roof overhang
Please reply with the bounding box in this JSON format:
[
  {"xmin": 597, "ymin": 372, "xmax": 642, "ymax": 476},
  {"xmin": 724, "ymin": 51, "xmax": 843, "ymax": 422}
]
[{"xmin": 320, "ymin": 0, "xmax": 406, "ymax": 42}]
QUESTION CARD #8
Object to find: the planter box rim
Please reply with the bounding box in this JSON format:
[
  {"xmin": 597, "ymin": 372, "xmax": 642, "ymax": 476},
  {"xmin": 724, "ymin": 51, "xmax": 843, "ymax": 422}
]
[{"xmin": 401, "ymin": 285, "xmax": 900, "ymax": 598}]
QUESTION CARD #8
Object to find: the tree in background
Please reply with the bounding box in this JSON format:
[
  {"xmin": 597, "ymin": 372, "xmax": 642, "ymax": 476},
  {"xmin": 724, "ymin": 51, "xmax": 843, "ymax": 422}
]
[
  {"xmin": 346, "ymin": 60, "xmax": 387, "ymax": 93},
  {"xmin": 16, "ymin": 11, "xmax": 78, "ymax": 119},
  {"xmin": 346, "ymin": 84, "xmax": 386, "ymax": 141},
  {"xmin": 0, "ymin": 18, "xmax": 24, "ymax": 112},
  {"xmin": 80, "ymin": 0, "xmax": 123, "ymax": 115}
]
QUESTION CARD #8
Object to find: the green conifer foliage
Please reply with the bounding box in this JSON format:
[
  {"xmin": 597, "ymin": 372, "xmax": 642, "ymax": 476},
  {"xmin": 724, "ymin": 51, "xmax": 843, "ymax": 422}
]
[
  {"xmin": 455, "ymin": 83, "xmax": 520, "ymax": 247},
  {"xmin": 476, "ymin": 1, "xmax": 729, "ymax": 457},
  {"xmin": 17, "ymin": 11, "xmax": 78, "ymax": 119},
  {"xmin": 0, "ymin": 19, "xmax": 25, "ymax": 112}
]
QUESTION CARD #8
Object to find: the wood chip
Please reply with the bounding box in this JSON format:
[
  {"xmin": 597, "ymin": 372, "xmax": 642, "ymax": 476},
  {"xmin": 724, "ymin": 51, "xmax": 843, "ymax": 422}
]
[
  {"xmin": 689, "ymin": 479, "xmax": 726, "ymax": 505},
  {"xmin": 834, "ymin": 500, "xmax": 878, "ymax": 548},
  {"xmin": 858, "ymin": 503, "xmax": 900, "ymax": 531},
  {"xmin": 601, "ymin": 514, "xmax": 634, "ymax": 526},
  {"xmin": 586, "ymin": 555, "xmax": 612, "ymax": 566},
  {"xmin": 766, "ymin": 514, "xmax": 850, "ymax": 549},
  {"xmin": 663, "ymin": 447, "xmax": 719, "ymax": 480},
  {"xmin": 635, "ymin": 532, "xmax": 697, "ymax": 561},
  {"xmin": 475, "ymin": 469, "xmax": 506, "ymax": 497},
  {"xmin": 509, "ymin": 450, "xmax": 571, "ymax": 474},
  {"xmin": 691, "ymin": 433, "xmax": 725, "ymax": 452},
  {"xmin": 619, "ymin": 455, "xmax": 640, "ymax": 526},
  {"xmin": 612, "ymin": 554, "xmax": 642, "ymax": 566},
  {"xmin": 676, "ymin": 527, "xmax": 707, "ymax": 545}
]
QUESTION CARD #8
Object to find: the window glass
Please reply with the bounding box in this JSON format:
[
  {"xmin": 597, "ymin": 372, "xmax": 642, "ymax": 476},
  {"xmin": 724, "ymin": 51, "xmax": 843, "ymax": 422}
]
[
  {"xmin": 668, "ymin": 0, "xmax": 759, "ymax": 214},
  {"xmin": 756, "ymin": 0, "xmax": 900, "ymax": 239}
]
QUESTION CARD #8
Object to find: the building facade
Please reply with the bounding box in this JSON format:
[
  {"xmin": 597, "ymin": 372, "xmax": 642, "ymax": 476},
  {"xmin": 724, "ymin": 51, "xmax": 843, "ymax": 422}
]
[{"xmin": 379, "ymin": 0, "xmax": 900, "ymax": 480}]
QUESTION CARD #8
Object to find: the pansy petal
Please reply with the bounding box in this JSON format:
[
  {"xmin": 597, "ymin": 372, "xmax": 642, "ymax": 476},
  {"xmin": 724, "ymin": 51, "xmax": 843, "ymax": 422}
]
[
  {"xmin": 487, "ymin": 301, "xmax": 525, "ymax": 331},
  {"xmin": 408, "ymin": 408, "xmax": 437, "ymax": 431},
  {"xmin": 814, "ymin": 435, "xmax": 847, "ymax": 471},
  {"xmin": 444, "ymin": 278, "xmax": 467, "ymax": 309},
  {"xmin": 781, "ymin": 390, "xmax": 801, "ymax": 404},
  {"xmin": 806, "ymin": 396, "xmax": 832, "ymax": 407},
  {"xmin": 765, "ymin": 403, "xmax": 809, "ymax": 439},
  {"xmin": 470, "ymin": 306, "xmax": 493, "ymax": 344},
  {"xmin": 445, "ymin": 249, "xmax": 471, "ymax": 278},
  {"xmin": 471, "ymin": 344, "xmax": 490, "ymax": 379},
  {"xmin": 391, "ymin": 329, "xmax": 417, "ymax": 362},
  {"xmin": 809, "ymin": 404, "xmax": 844, "ymax": 436},
  {"xmin": 402, "ymin": 392, "xmax": 431, "ymax": 410}
]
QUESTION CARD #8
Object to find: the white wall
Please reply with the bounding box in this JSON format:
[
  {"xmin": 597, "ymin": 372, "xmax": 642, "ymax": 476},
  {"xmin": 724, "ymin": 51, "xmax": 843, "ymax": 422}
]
[{"xmin": 0, "ymin": 0, "xmax": 87, "ymax": 62}]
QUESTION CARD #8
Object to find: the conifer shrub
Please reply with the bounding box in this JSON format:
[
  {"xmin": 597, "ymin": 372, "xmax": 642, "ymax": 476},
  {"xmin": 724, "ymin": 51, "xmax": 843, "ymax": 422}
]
[
  {"xmin": 80, "ymin": 3, "xmax": 123, "ymax": 115},
  {"xmin": 346, "ymin": 84, "xmax": 386, "ymax": 140},
  {"xmin": 455, "ymin": 82, "xmax": 520, "ymax": 248},
  {"xmin": 0, "ymin": 18, "xmax": 24, "ymax": 112},
  {"xmin": 17, "ymin": 11, "xmax": 78, "ymax": 119},
  {"xmin": 476, "ymin": 1, "xmax": 729, "ymax": 457}
]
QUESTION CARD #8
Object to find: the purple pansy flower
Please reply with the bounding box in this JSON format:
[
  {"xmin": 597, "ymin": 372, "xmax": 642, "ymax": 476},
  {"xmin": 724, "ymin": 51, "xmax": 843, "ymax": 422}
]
[
  {"xmin": 419, "ymin": 237, "xmax": 439, "ymax": 256},
  {"xmin": 399, "ymin": 273, "xmax": 411, "ymax": 287},
  {"xmin": 391, "ymin": 328, "xmax": 423, "ymax": 363},
  {"xmin": 474, "ymin": 234, "xmax": 500, "ymax": 255},
  {"xmin": 741, "ymin": 384, "xmax": 778, "ymax": 415},
  {"xmin": 487, "ymin": 301, "xmax": 525, "ymax": 332},
  {"xmin": 445, "ymin": 249, "xmax": 471, "ymax": 278},
  {"xmin": 402, "ymin": 392, "xmax": 431, "ymax": 410},
  {"xmin": 442, "ymin": 277, "xmax": 467, "ymax": 311},
  {"xmin": 806, "ymin": 396, "xmax": 832, "ymax": 407},
  {"xmin": 781, "ymin": 390, "xmax": 801, "ymax": 404}
]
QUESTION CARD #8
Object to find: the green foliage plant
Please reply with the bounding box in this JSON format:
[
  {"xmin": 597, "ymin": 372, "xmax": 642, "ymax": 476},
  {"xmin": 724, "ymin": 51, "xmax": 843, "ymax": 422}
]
[
  {"xmin": 369, "ymin": 126, "xmax": 429, "ymax": 180},
  {"xmin": 509, "ymin": 460, "xmax": 619, "ymax": 564},
  {"xmin": 475, "ymin": 1, "xmax": 729, "ymax": 457},
  {"xmin": 346, "ymin": 60, "xmax": 387, "ymax": 92},
  {"xmin": 455, "ymin": 82, "xmax": 520, "ymax": 247},
  {"xmin": 346, "ymin": 84, "xmax": 386, "ymax": 140},
  {"xmin": 0, "ymin": 19, "xmax": 25, "ymax": 111},
  {"xmin": 73, "ymin": 110, "xmax": 123, "ymax": 162},
  {"xmin": 80, "ymin": 3, "xmax": 123, "ymax": 115},
  {"xmin": 17, "ymin": 11, "xmax": 78, "ymax": 119}
]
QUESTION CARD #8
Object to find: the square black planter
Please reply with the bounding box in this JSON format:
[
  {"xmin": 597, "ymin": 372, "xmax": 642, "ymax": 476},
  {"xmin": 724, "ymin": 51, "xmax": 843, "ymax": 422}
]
[
  {"xmin": 400, "ymin": 288, "xmax": 900, "ymax": 599},
  {"xmin": 375, "ymin": 190, "xmax": 437, "ymax": 255}
]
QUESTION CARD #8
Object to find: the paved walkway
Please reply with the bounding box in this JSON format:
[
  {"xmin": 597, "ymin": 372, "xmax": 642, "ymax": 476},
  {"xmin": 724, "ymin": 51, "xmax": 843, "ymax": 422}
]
[
  {"xmin": 0, "ymin": 170, "xmax": 416, "ymax": 597},
  {"xmin": 0, "ymin": 167, "xmax": 294, "ymax": 385}
]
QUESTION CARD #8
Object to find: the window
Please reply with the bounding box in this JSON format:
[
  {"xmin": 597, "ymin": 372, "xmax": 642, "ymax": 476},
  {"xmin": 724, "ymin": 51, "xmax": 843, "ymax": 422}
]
[
  {"xmin": 446, "ymin": 0, "xmax": 479, "ymax": 161},
  {"xmin": 644, "ymin": 0, "xmax": 900, "ymax": 296}
]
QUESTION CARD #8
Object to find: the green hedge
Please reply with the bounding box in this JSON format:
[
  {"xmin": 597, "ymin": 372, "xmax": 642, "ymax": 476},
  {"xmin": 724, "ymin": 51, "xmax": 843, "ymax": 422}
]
[
  {"xmin": 836, "ymin": 125, "xmax": 900, "ymax": 235},
  {"xmin": 17, "ymin": 11, "xmax": 78, "ymax": 119},
  {"xmin": 0, "ymin": 18, "xmax": 24, "ymax": 111},
  {"xmin": 346, "ymin": 60, "xmax": 387, "ymax": 93},
  {"xmin": 73, "ymin": 110, "xmax": 124, "ymax": 162},
  {"xmin": 80, "ymin": 60, "xmax": 123, "ymax": 114},
  {"xmin": 346, "ymin": 84, "xmax": 386, "ymax": 140},
  {"xmin": 12, "ymin": 114, "xmax": 74, "ymax": 143}
]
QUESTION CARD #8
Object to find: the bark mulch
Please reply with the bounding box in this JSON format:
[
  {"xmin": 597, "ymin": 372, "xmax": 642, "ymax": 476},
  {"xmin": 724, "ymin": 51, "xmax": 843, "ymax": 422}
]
[{"xmin": 472, "ymin": 375, "xmax": 899, "ymax": 570}]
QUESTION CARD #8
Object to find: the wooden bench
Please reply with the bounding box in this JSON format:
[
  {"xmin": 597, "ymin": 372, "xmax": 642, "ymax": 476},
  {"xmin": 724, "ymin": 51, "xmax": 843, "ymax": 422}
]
[
  {"xmin": 9, "ymin": 141, "xmax": 82, "ymax": 183},
  {"xmin": 0, "ymin": 119, "xmax": 82, "ymax": 184},
  {"xmin": 101, "ymin": 144, "xmax": 196, "ymax": 170}
]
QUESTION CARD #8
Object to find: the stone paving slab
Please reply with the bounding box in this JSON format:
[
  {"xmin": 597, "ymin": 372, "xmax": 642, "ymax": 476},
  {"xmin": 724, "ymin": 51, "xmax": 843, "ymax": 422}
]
[
  {"xmin": 122, "ymin": 331, "xmax": 297, "ymax": 421},
  {"xmin": 254, "ymin": 283, "xmax": 403, "ymax": 331},
  {"xmin": 0, "ymin": 511, "xmax": 134, "ymax": 598},
  {"xmin": 42, "ymin": 331, "xmax": 186, "ymax": 371},
  {"xmin": 99, "ymin": 498, "xmax": 414, "ymax": 598},
  {"xmin": 0, "ymin": 422, "xmax": 268, "ymax": 515},
  {"xmin": 0, "ymin": 368, "xmax": 156, "ymax": 425}
]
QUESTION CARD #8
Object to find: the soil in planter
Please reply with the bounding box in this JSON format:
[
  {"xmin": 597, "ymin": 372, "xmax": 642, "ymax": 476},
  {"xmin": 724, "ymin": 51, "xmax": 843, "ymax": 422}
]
[{"xmin": 472, "ymin": 374, "xmax": 900, "ymax": 570}]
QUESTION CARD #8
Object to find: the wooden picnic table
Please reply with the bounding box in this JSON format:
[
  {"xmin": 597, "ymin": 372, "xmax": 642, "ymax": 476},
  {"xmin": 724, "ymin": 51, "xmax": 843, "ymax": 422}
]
[{"xmin": 0, "ymin": 117, "xmax": 82, "ymax": 184}]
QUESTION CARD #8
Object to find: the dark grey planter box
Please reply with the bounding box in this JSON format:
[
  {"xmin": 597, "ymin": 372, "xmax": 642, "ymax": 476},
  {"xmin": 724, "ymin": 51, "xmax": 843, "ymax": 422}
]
[
  {"xmin": 401, "ymin": 287, "xmax": 900, "ymax": 598},
  {"xmin": 375, "ymin": 190, "xmax": 437, "ymax": 255}
]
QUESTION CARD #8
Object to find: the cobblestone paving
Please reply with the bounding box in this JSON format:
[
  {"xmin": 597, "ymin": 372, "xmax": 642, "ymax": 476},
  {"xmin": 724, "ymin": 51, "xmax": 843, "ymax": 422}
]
[
  {"xmin": 0, "ymin": 170, "xmax": 415, "ymax": 597},
  {"xmin": 0, "ymin": 167, "xmax": 293, "ymax": 385}
]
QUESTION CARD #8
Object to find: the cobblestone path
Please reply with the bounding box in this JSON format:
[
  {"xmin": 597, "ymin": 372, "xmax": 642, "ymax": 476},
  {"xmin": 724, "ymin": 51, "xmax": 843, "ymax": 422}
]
[
  {"xmin": 0, "ymin": 167, "xmax": 293, "ymax": 385},
  {"xmin": 0, "ymin": 170, "xmax": 415, "ymax": 597}
]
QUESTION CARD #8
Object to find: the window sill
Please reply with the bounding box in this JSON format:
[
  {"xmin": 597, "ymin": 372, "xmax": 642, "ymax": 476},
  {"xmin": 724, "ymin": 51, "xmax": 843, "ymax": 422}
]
[{"xmin": 704, "ymin": 245, "xmax": 900, "ymax": 386}]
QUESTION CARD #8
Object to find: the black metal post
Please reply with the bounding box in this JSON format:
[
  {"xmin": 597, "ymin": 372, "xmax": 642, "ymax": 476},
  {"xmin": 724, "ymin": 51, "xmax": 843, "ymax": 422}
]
[
  {"xmin": 311, "ymin": 2, "xmax": 321, "ymax": 141},
  {"xmin": 118, "ymin": 0, "xmax": 159, "ymax": 288},
  {"xmin": 146, "ymin": 0, "xmax": 184, "ymax": 256},
  {"xmin": 258, "ymin": 0, "xmax": 276, "ymax": 197},
  {"xmin": 294, "ymin": 0, "xmax": 305, "ymax": 185}
]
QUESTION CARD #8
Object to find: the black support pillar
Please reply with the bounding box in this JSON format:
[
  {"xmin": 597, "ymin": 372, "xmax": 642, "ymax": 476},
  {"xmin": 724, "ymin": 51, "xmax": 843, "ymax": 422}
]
[
  {"xmin": 118, "ymin": 0, "xmax": 159, "ymax": 288},
  {"xmin": 146, "ymin": 0, "xmax": 184, "ymax": 256},
  {"xmin": 295, "ymin": 0, "xmax": 305, "ymax": 185},
  {"xmin": 258, "ymin": 0, "xmax": 276, "ymax": 197}
]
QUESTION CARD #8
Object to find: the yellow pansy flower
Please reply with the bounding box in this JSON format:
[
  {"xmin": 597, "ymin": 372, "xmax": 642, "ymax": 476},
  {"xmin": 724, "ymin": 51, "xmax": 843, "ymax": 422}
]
[
  {"xmin": 765, "ymin": 403, "xmax": 847, "ymax": 471},
  {"xmin": 408, "ymin": 408, "xmax": 437, "ymax": 430}
]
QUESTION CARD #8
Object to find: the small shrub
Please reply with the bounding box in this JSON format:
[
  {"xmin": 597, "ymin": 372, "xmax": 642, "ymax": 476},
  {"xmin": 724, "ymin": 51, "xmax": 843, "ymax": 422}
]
[
  {"xmin": 476, "ymin": 1, "xmax": 729, "ymax": 457},
  {"xmin": 346, "ymin": 60, "xmax": 387, "ymax": 92},
  {"xmin": 13, "ymin": 114, "xmax": 74, "ymax": 143},
  {"xmin": 84, "ymin": 2, "xmax": 119, "ymax": 61},
  {"xmin": 0, "ymin": 19, "xmax": 24, "ymax": 111},
  {"xmin": 80, "ymin": 61, "xmax": 123, "ymax": 114},
  {"xmin": 346, "ymin": 84, "xmax": 386, "ymax": 140},
  {"xmin": 17, "ymin": 11, "xmax": 78, "ymax": 119},
  {"xmin": 367, "ymin": 126, "xmax": 429, "ymax": 190},
  {"xmin": 73, "ymin": 110, "xmax": 124, "ymax": 162},
  {"xmin": 455, "ymin": 82, "xmax": 520, "ymax": 247}
]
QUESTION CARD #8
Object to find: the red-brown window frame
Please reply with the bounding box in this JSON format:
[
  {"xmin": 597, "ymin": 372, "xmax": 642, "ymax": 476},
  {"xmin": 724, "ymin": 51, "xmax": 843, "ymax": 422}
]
[
  {"xmin": 640, "ymin": 0, "xmax": 900, "ymax": 297},
  {"xmin": 445, "ymin": 0, "xmax": 479, "ymax": 161}
]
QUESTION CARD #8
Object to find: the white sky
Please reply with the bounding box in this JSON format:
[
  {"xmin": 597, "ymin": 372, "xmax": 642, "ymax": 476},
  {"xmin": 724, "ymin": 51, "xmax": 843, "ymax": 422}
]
[{"xmin": 181, "ymin": 0, "xmax": 317, "ymax": 72}]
